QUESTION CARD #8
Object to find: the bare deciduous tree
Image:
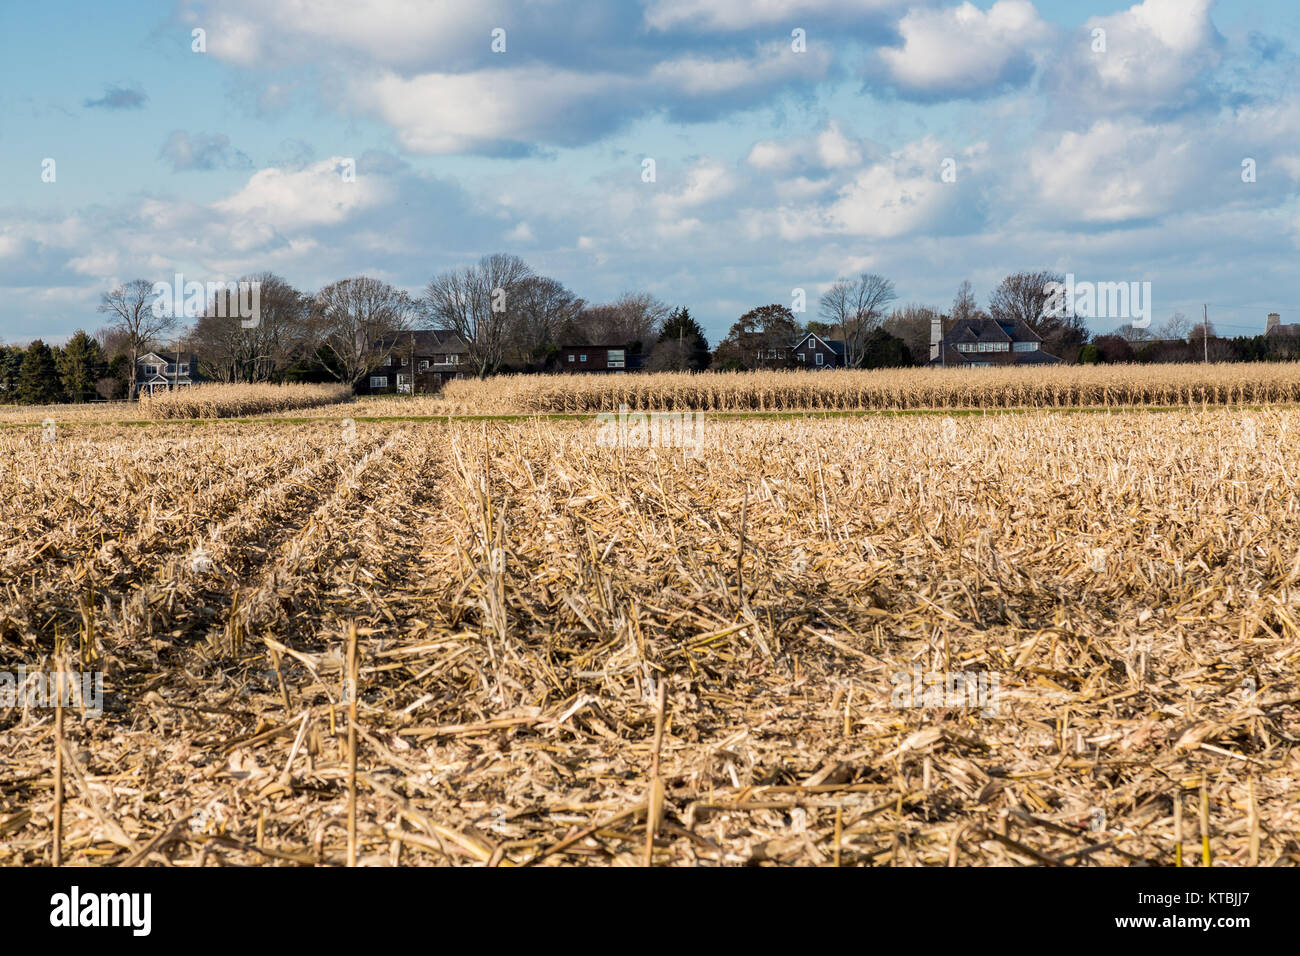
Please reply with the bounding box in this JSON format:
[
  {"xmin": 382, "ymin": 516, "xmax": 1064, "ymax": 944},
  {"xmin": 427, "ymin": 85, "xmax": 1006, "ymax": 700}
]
[
  {"xmin": 818, "ymin": 273, "xmax": 896, "ymax": 367},
  {"xmin": 423, "ymin": 254, "xmax": 533, "ymax": 378},
  {"xmin": 951, "ymin": 279, "xmax": 982, "ymax": 323},
  {"xmin": 193, "ymin": 274, "xmax": 310, "ymax": 382},
  {"xmin": 93, "ymin": 325, "xmax": 132, "ymax": 361},
  {"xmin": 987, "ymin": 270, "xmax": 1088, "ymax": 359},
  {"xmin": 987, "ymin": 271, "xmax": 1063, "ymax": 333},
  {"xmin": 646, "ymin": 337, "xmax": 694, "ymax": 371},
  {"xmin": 97, "ymin": 279, "xmax": 177, "ymax": 400},
  {"xmin": 1115, "ymin": 323, "xmax": 1155, "ymax": 344},
  {"xmin": 883, "ymin": 304, "xmax": 941, "ymax": 366},
  {"xmin": 1160, "ymin": 312, "xmax": 1191, "ymax": 341},
  {"xmin": 508, "ymin": 275, "xmax": 583, "ymax": 368},
  {"xmin": 567, "ymin": 291, "xmax": 670, "ymax": 348},
  {"xmin": 313, "ymin": 277, "xmax": 417, "ymax": 388}
]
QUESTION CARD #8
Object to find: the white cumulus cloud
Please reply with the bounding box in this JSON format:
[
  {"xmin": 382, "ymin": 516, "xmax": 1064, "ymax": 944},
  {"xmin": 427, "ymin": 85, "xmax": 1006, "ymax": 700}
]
[
  {"xmin": 878, "ymin": 0, "xmax": 1052, "ymax": 98},
  {"xmin": 213, "ymin": 157, "xmax": 389, "ymax": 230}
]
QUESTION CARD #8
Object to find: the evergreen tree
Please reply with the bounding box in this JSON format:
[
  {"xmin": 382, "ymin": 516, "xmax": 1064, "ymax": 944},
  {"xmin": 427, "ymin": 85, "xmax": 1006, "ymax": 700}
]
[
  {"xmin": 56, "ymin": 330, "xmax": 105, "ymax": 402},
  {"xmin": 16, "ymin": 340, "xmax": 63, "ymax": 405},
  {"xmin": 656, "ymin": 307, "xmax": 711, "ymax": 370},
  {"xmin": 0, "ymin": 346, "xmax": 24, "ymax": 402},
  {"xmin": 859, "ymin": 327, "xmax": 913, "ymax": 369},
  {"xmin": 101, "ymin": 354, "xmax": 133, "ymax": 400}
]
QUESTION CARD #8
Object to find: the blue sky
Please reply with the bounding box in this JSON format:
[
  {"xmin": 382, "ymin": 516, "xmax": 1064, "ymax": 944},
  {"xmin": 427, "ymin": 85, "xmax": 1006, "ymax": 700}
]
[{"xmin": 2, "ymin": 0, "xmax": 1299, "ymax": 345}]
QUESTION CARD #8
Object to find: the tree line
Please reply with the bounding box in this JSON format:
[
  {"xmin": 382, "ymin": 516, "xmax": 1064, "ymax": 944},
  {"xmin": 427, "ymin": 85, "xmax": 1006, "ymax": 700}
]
[
  {"xmin": 713, "ymin": 270, "xmax": 1296, "ymax": 370},
  {"xmin": 3, "ymin": 261, "xmax": 1294, "ymax": 404},
  {"xmin": 710, "ymin": 271, "xmax": 1090, "ymax": 371}
]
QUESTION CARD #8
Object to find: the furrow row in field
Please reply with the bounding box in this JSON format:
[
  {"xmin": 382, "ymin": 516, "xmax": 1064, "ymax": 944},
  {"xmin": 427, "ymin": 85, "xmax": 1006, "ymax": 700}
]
[
  {"xmin": 0, "ymin": 428, "xmax": 326, "ymax": 576},
  {"xmin": 0, "ymin": 425, "xmax": 386, "ymax": 652},
  {"xmin": 220, "ymin": 428, "xmax": 413, "ymax": 642}
]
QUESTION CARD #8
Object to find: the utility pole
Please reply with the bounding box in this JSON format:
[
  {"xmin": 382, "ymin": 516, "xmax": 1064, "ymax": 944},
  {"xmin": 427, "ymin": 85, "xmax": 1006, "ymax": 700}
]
[{"xmin": 1203, "ymin": 304, "xmax": 1209, "ymax": 364}]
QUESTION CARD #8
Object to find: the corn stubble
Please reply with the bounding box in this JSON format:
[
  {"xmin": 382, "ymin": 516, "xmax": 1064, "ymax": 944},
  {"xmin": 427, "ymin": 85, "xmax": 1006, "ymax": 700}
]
[{"xmin": 0, "ymin": 408, "xmax": 1296, "ymax": 866}]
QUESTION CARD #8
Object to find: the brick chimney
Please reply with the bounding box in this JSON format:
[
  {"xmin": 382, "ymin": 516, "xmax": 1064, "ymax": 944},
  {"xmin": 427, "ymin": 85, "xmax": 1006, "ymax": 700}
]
[
  {"xmin": 930, "ymin": 315, "xmax": 943, "ymax": 362},
  {"xmin": 1267, "ymin": 312, "xmax": 1281, "ymax": 333}
]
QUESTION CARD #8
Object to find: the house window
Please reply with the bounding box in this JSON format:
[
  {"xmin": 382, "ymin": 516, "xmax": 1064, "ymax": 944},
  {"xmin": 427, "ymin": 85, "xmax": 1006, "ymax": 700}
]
[
  {"xmin": 369, "ymin": 376, "xmax": 388, "ymax": 389},
  {"xmin": 607, "ymin": 349, "xmax": 625, "ymax": 369},
  {"xmin": 445, "ymin": 354, "xmax": 459, "ymax": 365},
  {"xmin": 580, "ymin": 354, "xmax": 587, "ymax": 362},
  {"xmin": 418, "ymin": 360, "xmax": 429, "ymax": 371},
  {"xmin": 816, "ymin": 353, "xmax": 824, "ymax": 366},
  {"xmin": 383, "ymin": 355, "xmax": 392, "ymax": 366},
  {"xmin": 396, "ymin": 373, "xmax": 411, "ymax": 394},
  {"xmin": 568, "ymin": 354, "xmax": 575, "ymax": 363},
  {"xmin": 143, "ymin": 364, "xmax": 159, "ymax": 376},
  {"xmin": 797, "ymin": 353, "xmax": 805, "ymax": 362},
  {"xmin": 1014, "ymin": 341, "xmax": 1038, "ymax": 352},
  {"xmin": 400, "ymin": 356, "xmax": 409, "ymax": 366}
]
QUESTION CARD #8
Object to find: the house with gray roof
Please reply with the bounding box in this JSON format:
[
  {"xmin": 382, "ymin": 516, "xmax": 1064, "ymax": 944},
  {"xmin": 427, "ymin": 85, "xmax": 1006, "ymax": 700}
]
[
  {"xmin": 136, "ymin": 351, "xmax": 200, "ymax": 395},
  {"xmin": 364, "ymin": 329, "xmax": 469, "ymax": 394},
  {"xmin": 928, "ymin": 317, "xmax": 1062, "ymax": 367}
]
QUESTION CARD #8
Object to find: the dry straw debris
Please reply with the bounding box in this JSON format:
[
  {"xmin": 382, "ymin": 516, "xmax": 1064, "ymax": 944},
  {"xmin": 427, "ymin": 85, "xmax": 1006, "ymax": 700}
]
[{"xmin": 0, "ymin": 403, "xmax": 1297, "ymax": 866}]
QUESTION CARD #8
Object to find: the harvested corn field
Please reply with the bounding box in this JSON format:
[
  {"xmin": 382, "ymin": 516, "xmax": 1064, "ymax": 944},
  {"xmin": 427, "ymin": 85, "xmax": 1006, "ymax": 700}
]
[
  {"xmin": 1, "ymin": 408, "xmax": 1298, "ymax": 866},
  {"xmin": 438, "ymin": 362, "xmax": 1300, "ymax": 414}
]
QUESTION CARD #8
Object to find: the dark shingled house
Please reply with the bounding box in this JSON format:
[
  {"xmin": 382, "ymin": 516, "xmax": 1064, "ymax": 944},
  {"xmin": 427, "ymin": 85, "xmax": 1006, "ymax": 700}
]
[
  {"xmin": 558, "ymin": 345, "xmax": 645, "ymax": 372},
  {"xmin": 363, "ymin": 330, "xmax": 469, "ymax": 394},
  {"xmin": 928, "ymin": 317, "xmax": 1062, "ymax": 367},
  {"xmin": 792, "ymin": 331, "xmax": 845, "ymax": 369}
]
